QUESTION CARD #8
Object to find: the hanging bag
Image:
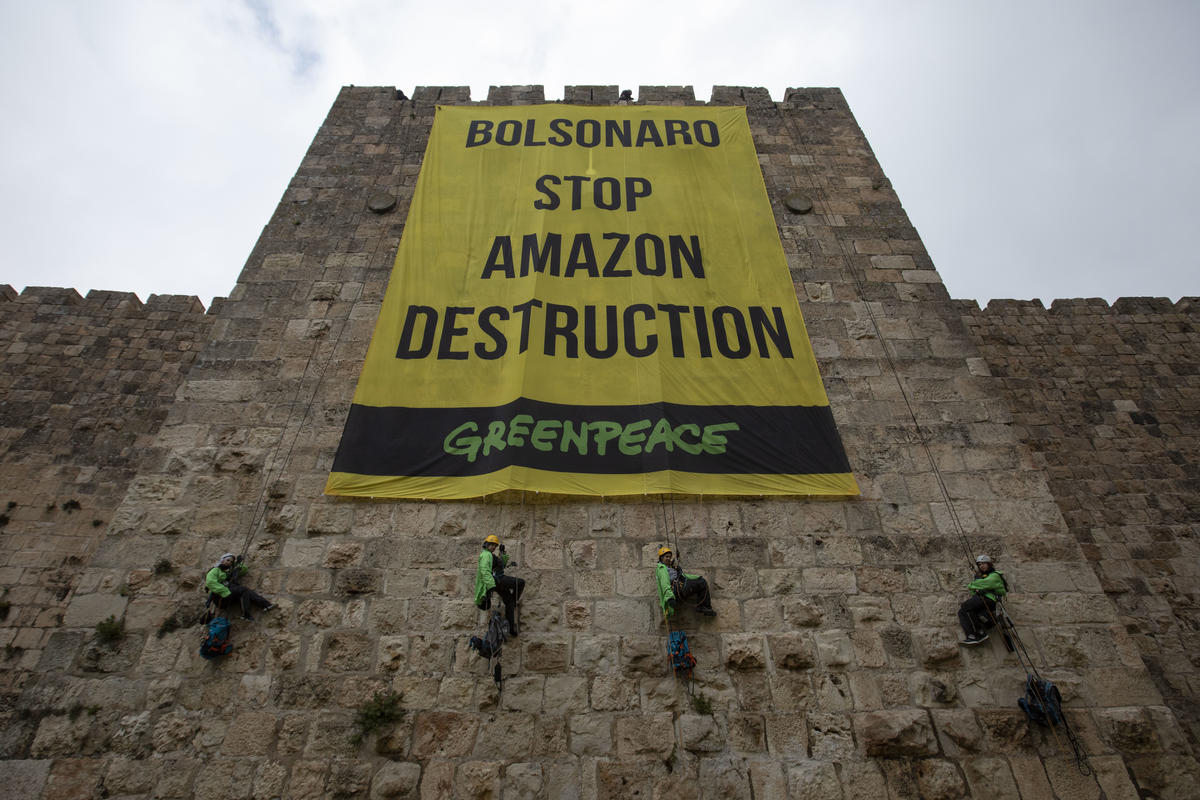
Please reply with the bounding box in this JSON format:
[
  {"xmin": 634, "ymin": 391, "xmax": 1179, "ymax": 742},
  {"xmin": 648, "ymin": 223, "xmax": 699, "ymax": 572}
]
[
  {"xmin": 668, "ymin": 630, "xmax": 697, "ymax": 679},
  {"xmin": 199, "ymin": 616, "xmax": 233, "ymax": 660}
]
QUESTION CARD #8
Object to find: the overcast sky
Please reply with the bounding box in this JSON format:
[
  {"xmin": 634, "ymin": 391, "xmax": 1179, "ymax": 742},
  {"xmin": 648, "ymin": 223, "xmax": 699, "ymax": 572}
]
[{"xmin": 2, "ymin": 1, "xmax": 1196, "ymax": 309}]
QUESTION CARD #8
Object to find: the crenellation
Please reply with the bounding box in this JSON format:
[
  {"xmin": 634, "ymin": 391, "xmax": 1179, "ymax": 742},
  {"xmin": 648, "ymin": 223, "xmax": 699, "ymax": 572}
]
[
  {"xmin": 563, "ymin": 85, "xmax": 620, "ymax": 104},
  {"xmin": 412, "ymin": 85, "xmax": 471, "ymax": 103},
  {"xmin": 636, "ymin": 85, "xmax": 697, "ymax": 104},
  {"xmin": 710, "ymin": 86, "xmax": 774, "ymax": 106},
  {"xmin": 19, "ymin": 286, "xmax": 83, "ymax": 305}
]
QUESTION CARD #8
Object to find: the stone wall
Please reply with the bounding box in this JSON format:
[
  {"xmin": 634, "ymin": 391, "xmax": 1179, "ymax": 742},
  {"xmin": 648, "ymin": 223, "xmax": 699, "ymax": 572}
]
[
  {"xmin": 0, "ymin": 87, "xmax": 1196, "ymax": 799},
  {"xmin": 0, "ymin": 286, "xmax": 214, "ymax": 686},
  {"xmin": 963, "ymin": 296, "xmax": 1200, "ymax": 756}
]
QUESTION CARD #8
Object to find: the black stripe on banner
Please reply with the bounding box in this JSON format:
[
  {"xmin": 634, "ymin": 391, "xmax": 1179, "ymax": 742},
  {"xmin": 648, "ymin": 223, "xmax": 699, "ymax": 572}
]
[{"xmin": 331, "ymin": 399, "xmax": 851, "ymax": 478}]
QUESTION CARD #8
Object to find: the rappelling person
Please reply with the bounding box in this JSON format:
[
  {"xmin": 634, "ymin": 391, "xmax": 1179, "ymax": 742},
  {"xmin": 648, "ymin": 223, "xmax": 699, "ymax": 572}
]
[
  {"xmin": 958, "ymin": 554, "xmax": 1007, "ymax": 645},
  {"xmin": 205, "ymin": 553, "xmax": 274, "ymax": 621},
  {"xmin": 474, "ymin": 535, "xmax": 525, "ymax": 636},
  {"xmin": 655, "ymin": 546, "xmax": 716, "ymax": 617}
]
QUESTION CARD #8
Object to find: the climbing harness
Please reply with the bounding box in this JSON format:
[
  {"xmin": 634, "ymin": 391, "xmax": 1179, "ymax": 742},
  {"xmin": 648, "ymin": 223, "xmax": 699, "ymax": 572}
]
[{"xmin": 775, "ymin": 102, "xmax": 1092, "ymax": 776}]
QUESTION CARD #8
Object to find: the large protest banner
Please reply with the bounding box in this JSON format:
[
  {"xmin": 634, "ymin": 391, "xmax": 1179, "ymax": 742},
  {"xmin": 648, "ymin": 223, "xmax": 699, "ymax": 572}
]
[{"xmin": 326, "ymin": 105, "xmax": 858, "ymax": 499}]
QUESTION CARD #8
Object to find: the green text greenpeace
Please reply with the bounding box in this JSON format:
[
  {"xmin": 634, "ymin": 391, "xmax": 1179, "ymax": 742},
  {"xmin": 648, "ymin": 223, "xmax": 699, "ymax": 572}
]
[{"xmin": 444, "ymin": 416, "xmax": 739, "ymax": 463}]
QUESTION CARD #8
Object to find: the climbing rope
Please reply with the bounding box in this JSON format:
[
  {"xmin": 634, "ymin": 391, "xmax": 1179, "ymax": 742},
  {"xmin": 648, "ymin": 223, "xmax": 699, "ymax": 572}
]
[
  {"xmin": 774, "ymin": 99, "xmax": 1091, "ymax": 775},
  {"xmin": 234, "ymin": 96, "xmax": 420, "ymax": 560}
]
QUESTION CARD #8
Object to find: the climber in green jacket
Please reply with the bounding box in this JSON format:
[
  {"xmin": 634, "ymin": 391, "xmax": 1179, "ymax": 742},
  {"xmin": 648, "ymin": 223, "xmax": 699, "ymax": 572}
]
[
  {"xmin": 205, "ymin": 553, "xmax": 274, "ymax": 621},
  {"xmin": 474, "ymin": 535, "xmax": 525, "ymax": 636},
  {"xmin": 958, "ymin": 554, "xmax": 1007, "ymax": 645},
  {"xmin": 655, "ymin": 546, "xmax": 716, "ymax": 617}
]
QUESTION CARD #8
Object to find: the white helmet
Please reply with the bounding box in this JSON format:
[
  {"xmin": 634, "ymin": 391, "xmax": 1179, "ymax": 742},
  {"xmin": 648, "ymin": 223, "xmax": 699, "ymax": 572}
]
[{"xmin": 975, "ymin": 554, "xmax": 993, "ymax": 564}]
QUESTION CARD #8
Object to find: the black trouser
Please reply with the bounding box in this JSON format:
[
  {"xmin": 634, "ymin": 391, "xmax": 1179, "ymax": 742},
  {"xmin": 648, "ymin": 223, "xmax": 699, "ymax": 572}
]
[
  {"xmin": 215, "ymin": 585, "xmax": 270, "ymax": 618},
  {"xmin": 489, "ymin": 574, "xmax": 525, "ymax": 631},
  {"xmin": 673, "ymin": 576, "xmax": 713, "ymax": 611},
  {"xmin": 958, "ymin": 594, "xmax": 996, "ymax": 637}
]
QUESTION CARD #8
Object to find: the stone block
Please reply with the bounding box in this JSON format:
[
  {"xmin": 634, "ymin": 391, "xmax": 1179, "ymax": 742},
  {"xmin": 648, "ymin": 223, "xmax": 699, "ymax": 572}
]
[
  {"xmin": 104, "ymin": 757, "xmax": 157, "ymax": 794},
  {"xmin": 62, "ymin": 593, "xmax": 127, "ymax": 628},
  {"xmin": 1096, "ymin": 707, "xmax": 1160, "ymax": 753},
  {"xmin": 572, "ymin": 635, "xmax": 618, "ymax": 672},
  {"xmin": 499, "ymin": 676, "xmax": 544, "ymax": 714},
  {"xmin": 44, "ymin": 758, "xmax": 105, "ymax": 800},
  {"xmin": 976, "ymin": 710, "xmax": 1030, "ymax": 752},
  {"xmin": 30, "ymin": 715, "xmax": 88, "ymax": 758},
  {"xmin": 723, "ymin": 634, "xmax": 766, "ymax": 670},
  {"xmin": 377, "ymin": 636, "xmax": 408, "ymax": 673},
  {"xmin": 787, "ymin": 761, "xmax": 842, "ymax": 800},
  {"xmin": 961, "ymin": 757, "xmax": 1020, "ymax": 800},
  {"xmin": 931, "ymin": 708, "xmax": 981, "ymax": 754},
  {"xmin": 306, "ymin": 505, "xmax": 353, "ymax": 536},
  {"xmin": 615, "ymin": 713, "xmax": 674, "ymax": 758},
  {"xmin": 591, "ymin": 675, "xmax": 639, "ymax": 711},
  {"xmin": 912, "ymin": 627, "xmax": 960, "ymax": 667},
  {"xmin": 698, "ymin": 755, "xmax": 751, "ymax": 797},
  {"xmin": 221, "ymin": 711, "xmax": 277, "ymax": 755},
  {"xmin": 767, "ymin": 633, "xmax": 814, "ymax": 670},
  {"xmin": 620, "ymin": 635, "xmax": 663, "ymax": 675},
  {"xmin": 474, "ymin": 714, "xmax": 535, "ymax": 759},
  {"xmin": 411, "ymin": 711, "xmax": 478, "ymax": 758},
  {"xmin": 282, "ymin": 538, "xmax": 326, "ymax": 567},
  {"xmin": 323, "ymin": 541, "xmax": 363, "ymax": 567},
  {"xmin": 0, "ymin": 759, "xmax": 51, "ymax": 800},
  {"xmin": 568, "ymin": 713, "xmax": 613, "ymax": 755},
  {"xmin": 855, "ymin": 709, "xmax": 937, "ymax": 757},
  {"xmin": 407, "ymin": 635, "xmax": 453, "ymax": 674},
  {"xmin": 741, "ymin": 597, "xmax": 783, "ymax": 630},
  {"xmin": 679, "ymin": 713, "xmax": 725, "ymax": 752},
  {"xmin": 782, "ymin": 598, "xmax": 824, "ymax": 627},
  {"xmin": 917, "ymin": 759, "xmax": 967, "ymax": 800},
  {"xmin": 522, "ymin": 636, "xmax": 569, "ymax": 672},
  {"xmin": 297, "ymin": 600, "xmax": 342, "ymax": 628},
  {"xmin": 764, "ymin": 713, "xmax": 808, "ymax": 756},
  {"xmin": 335, "ymin": 567, "xmax": 381, "ymax": 595},
  {"xmin": 814, "ymin": 629, "xmax": 854, "ymax": 668},
  {"xmin": 848, "ymin": 595, "xmax": 891, "ymax": 625},
  {"xmin": 287, "ymin": 569, "xmax": 331, "ymax": 594},
  {"xmin": 768, "ymin": 672, "xmax": 813, "ymax": 712},
  {"xmin": 323, "ymin": 630, "xmax": 372, "ymax": 671},
  {"xmin": 543, "ymin": 675, "xmax": 588, "ymax": 713},
  {"xmin": 593, "ymin": 598, "xmax": 651, "ymax": 632}
]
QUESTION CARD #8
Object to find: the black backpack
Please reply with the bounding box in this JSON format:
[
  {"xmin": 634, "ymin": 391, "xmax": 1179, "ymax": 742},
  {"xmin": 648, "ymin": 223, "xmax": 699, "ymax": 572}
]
[
  {"xmin": 1018, "ymin": 675, "xmax": 1064, "ymax": 726},
  {"xmin": 468, "ymin": 610, "xmax": 510, "ymax": 659}
]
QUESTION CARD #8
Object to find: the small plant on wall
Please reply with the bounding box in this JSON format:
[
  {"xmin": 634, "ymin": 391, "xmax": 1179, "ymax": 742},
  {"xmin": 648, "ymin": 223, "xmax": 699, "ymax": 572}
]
[{"xmin": 351, "ymin": 691, "xmax": 406, "ymax": 744}]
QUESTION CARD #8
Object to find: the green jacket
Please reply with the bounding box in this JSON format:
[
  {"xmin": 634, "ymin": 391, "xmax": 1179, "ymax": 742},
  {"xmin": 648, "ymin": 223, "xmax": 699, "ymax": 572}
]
[
  {"xmin": 655, "ymin": 562, "xmax": 699, "ymax": 616},
  {"xmin": 968, "ymin": 569, "xmax": 1007, "ymax": 602},
  {"xmin": 205, "ymin": 563, "xmax": 248, "ymax": 598},
  {"xmin": 474, "ymin": 548, "xmax": 510, "ymax": 606}
]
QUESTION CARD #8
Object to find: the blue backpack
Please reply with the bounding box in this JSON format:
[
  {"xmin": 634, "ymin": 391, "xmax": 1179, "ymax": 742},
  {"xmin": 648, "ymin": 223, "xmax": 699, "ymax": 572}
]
[
  {"xmin": 1018, "ymin": 675, "xmax": 1064, "ymax": 726},
  {"xmin": 669, "ymin": 631, "xmax": 696, "ymax": 678},
  {"xmin": 199, "ymin": 616, "xmax": 232, "ymax": 660}
]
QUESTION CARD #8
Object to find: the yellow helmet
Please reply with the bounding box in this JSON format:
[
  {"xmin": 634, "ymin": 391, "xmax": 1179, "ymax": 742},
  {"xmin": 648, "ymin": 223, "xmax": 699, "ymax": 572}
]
[
  {"xmin": 484, "ymin": 535, "xmax": 501, "ymax": 545},
  {"xmin": 657, "ymin": 546, "xmax": 672, "ymax": 558}
]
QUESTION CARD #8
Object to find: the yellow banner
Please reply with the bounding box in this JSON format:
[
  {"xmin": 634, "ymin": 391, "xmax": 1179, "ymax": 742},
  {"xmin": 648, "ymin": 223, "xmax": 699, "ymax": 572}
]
[{"xmin": 327, "ymin": 105, "xmax": 857, "ymax": 498}]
